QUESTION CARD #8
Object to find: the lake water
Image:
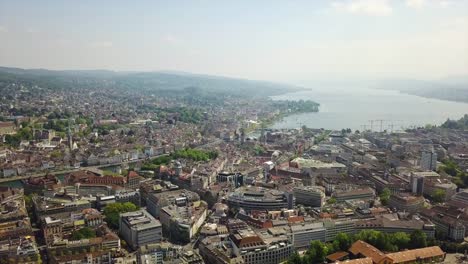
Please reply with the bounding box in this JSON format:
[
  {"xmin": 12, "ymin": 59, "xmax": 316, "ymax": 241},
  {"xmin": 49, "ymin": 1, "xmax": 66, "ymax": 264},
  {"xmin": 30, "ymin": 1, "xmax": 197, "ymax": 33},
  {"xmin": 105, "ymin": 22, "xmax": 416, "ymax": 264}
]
[{"xmin": 270, "ymin": 87, "xmax": 468, "ymax": 131}]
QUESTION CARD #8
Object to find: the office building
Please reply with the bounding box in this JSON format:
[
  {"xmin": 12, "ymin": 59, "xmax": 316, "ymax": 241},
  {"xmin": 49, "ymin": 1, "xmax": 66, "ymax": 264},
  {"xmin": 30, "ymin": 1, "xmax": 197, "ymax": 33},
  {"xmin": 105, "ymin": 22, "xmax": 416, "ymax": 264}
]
[
  {"xmin": 293, "ymin": 186, "xmax": 325, "ymax": 207},
  {"xmin": 227, "ymin": 186, "xmax": 294, "ymax": 212},
  {"xmin": 119, "ymin": 210, "xmax": 163, "ymax": 250},
  {"xmin": 421, "ymin": 150, "xmax": 437, "ymax": 171}
]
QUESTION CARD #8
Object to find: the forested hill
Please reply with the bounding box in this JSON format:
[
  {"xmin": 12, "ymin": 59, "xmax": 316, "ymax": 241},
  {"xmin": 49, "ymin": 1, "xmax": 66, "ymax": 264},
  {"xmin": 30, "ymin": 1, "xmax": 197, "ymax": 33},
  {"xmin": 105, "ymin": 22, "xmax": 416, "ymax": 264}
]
[{"xmin": 0, "ymin": 67, "xmax": 302, "ymax": 98}]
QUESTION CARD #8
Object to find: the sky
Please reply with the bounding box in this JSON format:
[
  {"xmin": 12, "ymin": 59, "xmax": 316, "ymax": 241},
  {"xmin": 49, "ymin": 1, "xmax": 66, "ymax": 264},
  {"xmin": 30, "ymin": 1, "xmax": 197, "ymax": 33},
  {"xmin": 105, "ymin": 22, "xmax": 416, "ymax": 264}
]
[{"xmin": 0, "ymin": 0, "xmax": 467, "ymax": 83}]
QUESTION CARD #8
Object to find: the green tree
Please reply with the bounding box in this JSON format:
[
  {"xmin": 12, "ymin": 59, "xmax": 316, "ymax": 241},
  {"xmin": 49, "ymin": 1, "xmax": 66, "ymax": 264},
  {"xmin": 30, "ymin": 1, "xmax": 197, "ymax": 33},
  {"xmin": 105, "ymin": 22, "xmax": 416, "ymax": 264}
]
[
  {"xmin": 390, "ymin": 232, "xmax": 410, "ymax": 251},
  {"xmin": 410, "ymin": 230, "xmax": 427, "ymax": 249},
  {"xmin": 287, "ymin": 251, "xmax": 302, "ymax": 264},
  {"xmin": 103, "ymin": 202, "xmax": 139, "ymax": 229},
  {"xmin": 379, "ymin": 188, "xmax": 391, "ymax": 206},
  {"xmin": 334, "ymin": 233, "xmax": 352, "ymax": 251},
  {"xmin": 432, "ymin": 189, "xmax": 446, "ymax": 203},
  {"xmin": 70, "ymin": 227, "xmax": 96, "ymax": 240},
  {"xmin": 306, "ymin": 241, "xmax": 328, "ymax": 263}
]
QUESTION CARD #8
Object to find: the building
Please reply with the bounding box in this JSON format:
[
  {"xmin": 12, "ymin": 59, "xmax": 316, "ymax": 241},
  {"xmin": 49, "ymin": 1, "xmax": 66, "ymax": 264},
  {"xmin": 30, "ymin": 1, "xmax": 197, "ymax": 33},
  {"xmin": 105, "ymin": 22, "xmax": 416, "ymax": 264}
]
[
  {"xmin": 119, "ymin": 210, "xmax": 163, "ymax": 250},
  {"xmin": 48, "ymin": 250, "xmax": 112, "ymax": 264},
  {"xmin": 159, "ymin": 201, "xmax": 208, "ymax": 243},
  {"xmin": 0, "ymin": 236, "xmax": 40, "ymax": 263},
  {"xmin": 323, "ymin": 219, "xmax": 357, "ymax": 242},
  {"xmin": 385, "ymin": 246, "xmax": 445, "ymax": 263},
  {"xmin": 291, "ymin": 222, "xmax": 326, "ymax": 249},
  {"xmin": 451, "ymin": 190, "xmax": 468, "ymax": 207},
  {"xmin": 137, "ymin": 242, "xmax": 183, "ymax": 264},
  {"xmin": 293, "ymin": 186, "xmax": 325, "ymax": 207},
  {"xmin": 199, "ymin": 235, "xmax": 245, "ymax": 264},
  {"xmin": 229, "ymin": 228, "xmax": 293, "ymax": 264},
  {"xmin": 333, "ymin": 187, "xmax": 375, "ymax": 202},
  {"xmin": 420, "ymin": 207, "xmax": 466, "ymax": 241},
  {"xmin": 423, "ymin": 181, "xmax": 457, "ymax": 202},
  {"xmin": 349, "ymin": 240, "xmax": 394, "ymax": 264},
  {"xmin": 146, "ymin": 189, "xmax": 199, "ymax": 218},
  {"xmin": 354, "ymin": 214, "xmax": 435, "ymax": 238},
  {"xmin": 33, "ymin": 195, "xmax": 91, "ymax": 219},
  {"xmin": 0, "ymin": 121, "xmax": 16, "ymax": 135},
  {"xmin": 420, "ymin": 150, "xmax": 437, "ymax": 171},
  {"xmin": 22, "ymin": 174, "xmax": 61, "ymax": 195},
  {"xmin": 387, "ymin": 193, "xmax": 424, "ymax": 213},
  {"xmin": 410, "ymin": 171, "xmax": 440, "ymax": 196},
  {"xmin": 227, "ymin": 186, "xmax": 294, "ymax": 212},
  {"xmin": 290, "ymin": 157, "xmax": 347, "ymax": 180}
]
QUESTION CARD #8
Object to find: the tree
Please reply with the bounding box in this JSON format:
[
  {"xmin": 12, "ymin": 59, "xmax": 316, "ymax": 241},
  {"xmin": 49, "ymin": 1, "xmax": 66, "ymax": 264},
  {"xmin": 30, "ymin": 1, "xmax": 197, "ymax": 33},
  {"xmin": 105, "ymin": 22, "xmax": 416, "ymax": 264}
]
[
  {"xmin": 103, "ymin": 202, "xmax": 139, "ymax": 229},
  {"xmin": 71, "ymin": 227, "xmax": 96, "ymax": 240},
  {"xmin": 327, "ymin": 197, "xmax": 337, "ymax": 204},
  {"xmin": 432, "ymin": 189, "xmax": 446, "ymax": 203},
  {"xmin": 410, "ymin": 230, "xmax": 427, "ymax": 249},
  {"xmin": 390, "ymin": 232, "xmax": 410, "ymax": 251},
  {"xmin": 335, "ymin": 233, "xmax": 352, "ymax": 251},
  {"xmin": 302, "ymin": 241, "xmax": 329, "ymax": 264},
  {"xmin": 287, "ymin": 251, "xmax": 302, "ymax": 264},
  {"xmin": 379, "ymin": 188, "xmax": 391, "ymax": 206}
]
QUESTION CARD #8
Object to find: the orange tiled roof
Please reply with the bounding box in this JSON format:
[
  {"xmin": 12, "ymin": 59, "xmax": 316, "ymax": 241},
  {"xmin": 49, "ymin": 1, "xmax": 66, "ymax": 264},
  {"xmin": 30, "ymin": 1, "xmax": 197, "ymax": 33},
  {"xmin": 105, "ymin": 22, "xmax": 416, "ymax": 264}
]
[
  {"xmin": 327, "ymin": 251, "xmax": 349, "ymax": 261},
  {"xmin": 288, "ymin": 216, "xmax": 304, "ymax": 223},
  {"xmin": 349, "ymin": 240, "xmax": 390, "ymax": 264},
  {"xmin": 385, "ymin": 246, "xmax": 444, "ymax": 263},
  {"xmin": 337, "ymin": 257, "xmax": 373, "ymax": 264}
]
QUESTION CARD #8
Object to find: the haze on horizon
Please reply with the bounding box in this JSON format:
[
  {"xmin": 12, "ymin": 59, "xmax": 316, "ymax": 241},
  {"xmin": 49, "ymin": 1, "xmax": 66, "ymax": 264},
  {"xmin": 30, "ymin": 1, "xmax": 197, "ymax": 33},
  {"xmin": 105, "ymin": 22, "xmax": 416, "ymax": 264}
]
[{"xmin": 0, "ymin": 0, "xmax": 467, "ymax": 84}]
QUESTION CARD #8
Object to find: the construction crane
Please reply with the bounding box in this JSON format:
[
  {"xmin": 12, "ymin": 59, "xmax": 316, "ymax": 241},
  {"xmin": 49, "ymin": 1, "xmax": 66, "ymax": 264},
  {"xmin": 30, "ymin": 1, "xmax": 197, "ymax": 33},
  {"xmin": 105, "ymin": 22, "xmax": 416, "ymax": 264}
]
[
  {"xmin": 369, "ymin": 120, "xmax": 374, "ymax": 131},
  {"xmin": 375, "ymin": 119, "xmax": 385, "ymax": 132},
  {"xmin": 368, "ymin": 119, "xmax": 391, "ymax": 132},
  {"xmin": 387, "ymin": 120, "xmax": 402, "ymax": 133}
]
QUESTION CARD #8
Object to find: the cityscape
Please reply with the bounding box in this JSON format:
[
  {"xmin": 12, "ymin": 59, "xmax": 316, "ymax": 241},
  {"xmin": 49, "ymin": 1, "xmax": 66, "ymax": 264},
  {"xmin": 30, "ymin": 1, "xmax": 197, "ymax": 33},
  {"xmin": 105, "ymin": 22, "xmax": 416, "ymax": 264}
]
[{"xmin": 1, "ymin": 1, "xmax": 468, "ymax": 264}]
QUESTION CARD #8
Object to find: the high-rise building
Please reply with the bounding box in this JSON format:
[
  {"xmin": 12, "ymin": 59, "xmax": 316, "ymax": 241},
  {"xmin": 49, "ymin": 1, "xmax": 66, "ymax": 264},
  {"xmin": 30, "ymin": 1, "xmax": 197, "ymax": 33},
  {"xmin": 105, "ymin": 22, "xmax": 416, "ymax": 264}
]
[{"xmin": 421, "ymin": 150, "xmax": 437, "ymax": 171}]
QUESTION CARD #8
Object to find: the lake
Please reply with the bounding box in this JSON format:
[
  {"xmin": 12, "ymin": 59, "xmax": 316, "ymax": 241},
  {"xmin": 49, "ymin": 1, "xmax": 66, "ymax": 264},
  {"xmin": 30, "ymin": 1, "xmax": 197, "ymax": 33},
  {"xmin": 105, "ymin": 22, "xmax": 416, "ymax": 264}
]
[{"xmin": 270, "ymin": 87, "xmax": 468, "ymax": 131}]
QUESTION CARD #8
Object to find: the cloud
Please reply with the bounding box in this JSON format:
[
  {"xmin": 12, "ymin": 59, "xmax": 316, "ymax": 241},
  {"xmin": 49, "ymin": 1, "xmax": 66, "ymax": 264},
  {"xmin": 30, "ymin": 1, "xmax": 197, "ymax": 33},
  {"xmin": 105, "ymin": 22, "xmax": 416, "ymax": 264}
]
[
  {"xmin": 406, "ymin": 0, "xmax": 425, "ymax": 9},
  {"xmin": 331, "ymin": 0, "xmax": 393, "ymax": 16},
  {"xmin": 89, "ymin": 41, "xmax": 113, "ymax": 48},
  {"xmin": 0, "ymin": 26, "xmax": 7, "ymax": 33}
]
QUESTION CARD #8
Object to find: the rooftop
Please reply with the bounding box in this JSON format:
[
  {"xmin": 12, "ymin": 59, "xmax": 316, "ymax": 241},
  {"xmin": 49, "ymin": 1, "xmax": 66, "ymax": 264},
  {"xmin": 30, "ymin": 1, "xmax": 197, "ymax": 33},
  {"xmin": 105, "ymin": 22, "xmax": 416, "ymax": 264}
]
[
  {"xmin": 386, "ymin": 246, "xmax": 444, "ymax": 263},
  {"xmin": 120, "ymin": 210, "xmax": 161, "ymax": 231},
  {"xmin": 291, "ymin": 157, "xmax": 346, "ymax": 169}
]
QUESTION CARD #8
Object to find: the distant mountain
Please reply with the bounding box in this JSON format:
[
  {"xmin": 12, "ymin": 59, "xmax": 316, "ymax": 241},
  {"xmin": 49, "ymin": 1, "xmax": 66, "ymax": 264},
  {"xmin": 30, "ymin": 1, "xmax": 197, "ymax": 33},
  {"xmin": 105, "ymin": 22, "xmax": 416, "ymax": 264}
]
[
  {"xmin": 0, "ymin": 66, "xmax": 302, "ymax": 98},
  {"xmin": 374, "ymin": 78, "xmax": 468, "ymax": 103}
]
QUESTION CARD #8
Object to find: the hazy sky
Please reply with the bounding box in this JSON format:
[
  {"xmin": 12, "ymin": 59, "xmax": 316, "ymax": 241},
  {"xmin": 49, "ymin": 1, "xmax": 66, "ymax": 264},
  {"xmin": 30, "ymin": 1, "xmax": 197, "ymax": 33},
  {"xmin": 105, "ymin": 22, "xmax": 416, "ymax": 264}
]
[{"xmin": 0, "ymin": 0, "xmax": 467, "ymax": 82}]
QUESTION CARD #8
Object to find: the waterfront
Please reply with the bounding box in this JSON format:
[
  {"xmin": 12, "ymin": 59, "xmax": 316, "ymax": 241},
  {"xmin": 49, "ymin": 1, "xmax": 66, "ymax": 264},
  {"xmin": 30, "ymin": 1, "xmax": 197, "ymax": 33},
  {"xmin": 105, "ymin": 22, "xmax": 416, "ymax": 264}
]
[{"xmin": 270, "ymin": 87, "xmax": 468, "ymax": 131}]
